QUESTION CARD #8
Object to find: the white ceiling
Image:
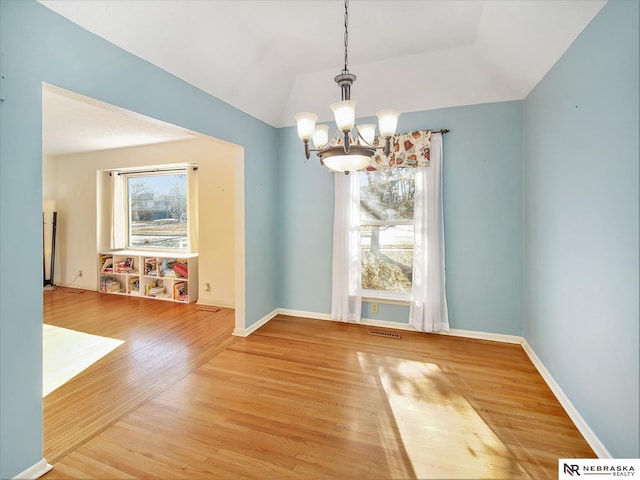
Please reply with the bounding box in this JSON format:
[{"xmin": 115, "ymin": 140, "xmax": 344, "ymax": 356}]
[
  {"xmin": 42, "ymin": 84, "xmax": 197, "ymax": 156},
  {"xmin": 39, "ymin": 0, "xmax": 606, "ymax": 156}
]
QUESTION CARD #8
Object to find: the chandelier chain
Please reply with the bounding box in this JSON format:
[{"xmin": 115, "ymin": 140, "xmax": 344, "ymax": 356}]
[
  {"xmin": 295, "ymin": 0, "xmax": 415, "ymax": 172},
  {"xmin": 343, "ymin": 0, "xmax": 349, "ymax": 74}
]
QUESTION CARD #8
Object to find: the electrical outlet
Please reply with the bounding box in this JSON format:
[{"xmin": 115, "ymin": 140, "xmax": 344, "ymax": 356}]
[
  {"xmin": 204, "ymin": 282, "xmax": 211, "ymax": 292},
  {"xmin": 371, "ymin": 303, "xmax": 379, "ymax": 314},
  {"xmin": 78, "ymin": 269, "xmax": 83, "ymax": 277}
]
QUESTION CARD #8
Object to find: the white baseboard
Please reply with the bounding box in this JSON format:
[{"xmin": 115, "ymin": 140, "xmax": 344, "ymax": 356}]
[
  {"xmin": 279, "ymin": 310, "xmax": 523, "ymax": 344},
  {"xmin": 520, "ymin": 340, "xmax": 611, "ymax": 459},
  {"xmin": 12, "ymin": 458, "xmax": 53, "ymax": 479},
  {"xmin": 246, "ymin": 308, "xmax": 610, "ymax": 458},
  {"xmin": 278, "ymin": 308, "xmax": 333, "ymax": 322},
  {"xmin": 360, "ymin": 316, "xmax": 419, "ymax": 331},
  {"xmin": 278, "ymin": 310, "xmax": 418, "ymax": 331},
  {"xmin": 233, "ymin": 308, "xmax": 278, "ymax": 337},
  {"xmin": 438, "ymin": 327, "xmax": 523, "ymax": 344},
  {"xmin": 196, "ymin": 299, "xmax": 234, "ymax": 309},
  {"xmin": 275, "ymin": 309, "xmax": 523, "ymax": 343}
]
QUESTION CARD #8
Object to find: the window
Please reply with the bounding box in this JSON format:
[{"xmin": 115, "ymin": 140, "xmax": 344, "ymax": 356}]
[
  {"xmin": 332, "ymin": 131, "xmax": 448, "ymax": 331},
  {"xmin": 125, "ymin": 171, "xmax": 188, "ymax": 249},
  {"xmin": 359, "ymin": 168, "xmax": 415, "ymax": 296}
]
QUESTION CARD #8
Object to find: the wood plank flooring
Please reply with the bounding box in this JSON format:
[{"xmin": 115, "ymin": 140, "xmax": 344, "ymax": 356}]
[
  {"xmin": 43, "ymin": 288, "xmax": 236, "ymax": 464},
  {"xmin": 43, "ymin": 288, "xmax": 594, "ymax": 479}
]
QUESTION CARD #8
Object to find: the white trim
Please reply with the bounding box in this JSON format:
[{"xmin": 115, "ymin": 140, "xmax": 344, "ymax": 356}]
[
  {"xmin": 361, "ymin": 219, "xmax": 414, "ymax": 227},
  {"xmin": 278, "ymin": 308, "xmax": 333, "ymax": 321},
  {"xmin": 233, "ymin": 145, "xmax": 246, "ymax": 344},
  {"xmin": 278, "ymin": 308, "xmax": 523, "ymax": 344},
  {"xmin": 360, "ymin": 317, "xmax": 419, "ymax": 331},
  {"xmin": 362, "ymin": 291, "xmax": 410, "ymax": 305},
  {"xmin": 12, "ymin": 458, "xmax": 53, "ymax": 480},
  {"xmin": 438, "ymin": 328, "xmax": 523, "ymax": 345},
  {"xmin": 240, "ymin": 308, "xmax": 611, "ymax": 459},
  {"xmin": 196, "ymin": 299, "xmax": 234, "ymax": 309},
  {"xmin": 361, "ymin": 318, "xmax": 524, "ymax": 344},
  {"xmin": 278, "ymin": 310, "xmax": 414, "ymax": 329},
  {"xmin": 104, "ymin": 249, "xmax": 198, "ymax": 258},
  {"xmin": 521, "ymin": 339, "xmax": 612, "ymax": 459},
  {"xmin": 362, "ymin": 290, "xmax": 411, "ymax": 307},
  {"xmin": 276, "ymin": 310, "xmax": 523, "ymax": 343},
  {"xmin": 233, "ymin": 308, "xmax": 278, "ymax": 337}
]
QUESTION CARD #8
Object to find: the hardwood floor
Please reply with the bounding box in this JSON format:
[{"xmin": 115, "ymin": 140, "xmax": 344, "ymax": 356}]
[
  {"xmin": 43, "ymin": 288, "xmax": 236, "ymax": 464},
  {"xmin": 43, "ymin": 288, "xmax": 594, "ymax": 479}
]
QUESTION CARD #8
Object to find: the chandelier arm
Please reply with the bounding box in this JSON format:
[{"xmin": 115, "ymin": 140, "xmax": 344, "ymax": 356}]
[
  {"xmin": 352, "ymin": 124, "xmax": 391, "ymax": 154},
  {"xmin": 312, "ymin": 145, "xmax": 375, "ymax": 157},
  {"xmin": 328, "ymin": 125, "xmax": 342, "ymax": 144},
  {"xmin": 295, "ymin": 0, "xmax": 404, "ymax": 173},
  {"xmin": 354, "ymin": 125, "xmax": 365, "ymax": 145},
  {"xmin": 329, "ymin": 125, "xmax": 341, "ymax": 143},
  {"xmin": 354, "ymin": 125, "xmax": 376, "ymax": 148},
  {"xmin": 306, "ymin": 125, "xmax": 344, "ymax": 155},
  {"xmin": 304, "ymin": 140, "xmax": 311, "ymax": 159}
]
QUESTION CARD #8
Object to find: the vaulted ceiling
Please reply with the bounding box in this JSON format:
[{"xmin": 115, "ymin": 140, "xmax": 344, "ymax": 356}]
[{"xmin": 39, "ymin": 0, "xmax": 606, "ymax": 155}]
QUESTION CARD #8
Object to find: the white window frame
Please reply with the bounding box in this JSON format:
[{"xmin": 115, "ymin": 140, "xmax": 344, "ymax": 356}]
[
  {"xmin": 358, "ymin": 170, "xmax": 415, "ymax": 303},
  {"xmin": 123, "ymin": 169, "xmax": 189, "ymax": 252}
]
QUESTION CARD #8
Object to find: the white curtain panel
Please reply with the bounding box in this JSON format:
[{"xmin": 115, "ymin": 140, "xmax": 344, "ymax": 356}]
[
  {"xmin": 110, "ymin": 173, "xmax": 126, "ymax": 250},
  {"xmin": 331, "ymin": 172, "xmax": 362, "ymax": 322},
  {"xmin": 187, "ymin": 167, "xmax": 199, "ymax": 253},
  {"xmin": 410, "ymin": 132, "xmax": 450, "ymax": 332}
]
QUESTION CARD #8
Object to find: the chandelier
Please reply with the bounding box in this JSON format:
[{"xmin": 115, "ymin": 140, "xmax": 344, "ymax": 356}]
[{"xmin": 294, "ymin": 0, "xmax": 400, "ymax": 173}]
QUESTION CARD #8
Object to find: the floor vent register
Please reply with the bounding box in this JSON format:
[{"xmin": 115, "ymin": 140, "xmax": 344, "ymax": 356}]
[{"xmin": 368, "ymin": 330, "xmax": 402, "ymax": 339}]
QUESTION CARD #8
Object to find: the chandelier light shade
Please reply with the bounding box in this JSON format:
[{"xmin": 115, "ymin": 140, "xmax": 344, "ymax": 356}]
[
  {"xmin": 323, "ymin": 153, "xmax": 371, "ymax": 173},
  {"xmin": 376, "ymin": 110, "xmax": 401, "ymax": 138},
  {"xmin": 330, "ymin": 100, "xmax": 357, "ymax": 132},
  {"xmin": 358, "ymin": 124, "xmax": 377, "ymax": 146},
  {"xmin": 295, "ymin": 0, "xmax": 400, "ymax": 174},
  {"xmin": 294, "ymin": 112, "xmax": 318, "ymax": 141},
  {"xmin": 313, "ymin": 125, "xmax": 330, "ymax": 149}
]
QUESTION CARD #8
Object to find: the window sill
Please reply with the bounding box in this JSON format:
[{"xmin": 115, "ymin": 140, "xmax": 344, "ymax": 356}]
[
  {"xmin": 106, "ymin": 249, "xmax": 198, "ymax": 258},
  {"xmin": 362, "ymin": 290, "xmax": 410, "ymax": 306}
]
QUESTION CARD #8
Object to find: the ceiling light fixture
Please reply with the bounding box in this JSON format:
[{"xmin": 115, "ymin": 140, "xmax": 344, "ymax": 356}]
[{"xmin": 295, "ymin": 0, "xmax": 400, "ymax": 174}]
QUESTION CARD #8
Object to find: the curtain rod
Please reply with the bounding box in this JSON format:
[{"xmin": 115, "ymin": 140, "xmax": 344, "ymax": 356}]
[
  {"xmin": 108, "ymin": 131, "xmax": 448, "ymax": 176},
  {"xmin": 110, "ymin": 166, "xmax": 197, "ymax": 176}
]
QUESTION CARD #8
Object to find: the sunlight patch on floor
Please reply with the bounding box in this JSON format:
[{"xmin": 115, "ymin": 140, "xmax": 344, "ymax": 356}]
[
  {"xmin": 357, "ymin": 353, "xmax": 530, "ymax": 479},
  {"xmin": 43, "ymin": 324, "xmax": 124, "ymax": 397}
]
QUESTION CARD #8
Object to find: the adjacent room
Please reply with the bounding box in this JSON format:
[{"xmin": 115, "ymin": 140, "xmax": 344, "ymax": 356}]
[{"xmin": 0, "ymin": 1, "xmax": 637, "ymax": 479}]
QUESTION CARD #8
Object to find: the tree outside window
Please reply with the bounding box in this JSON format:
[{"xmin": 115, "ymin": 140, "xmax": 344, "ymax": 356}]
[
  {"xmin": 127, "ymin": 172, "xmax": 187, "ymax": 249},
  {"xmin": 359, "ymin": 168, "xmax": 415, "ymax": 294}
]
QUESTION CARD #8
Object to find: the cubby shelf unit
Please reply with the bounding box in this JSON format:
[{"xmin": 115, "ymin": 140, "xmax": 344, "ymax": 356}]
[{"xmin": 98, "ymin": 251, "xmax": 198, "ymax": 303}]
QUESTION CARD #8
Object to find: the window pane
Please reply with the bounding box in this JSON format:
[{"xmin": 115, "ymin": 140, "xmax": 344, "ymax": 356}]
[
  {"xmin": 360, "ymin": 168, "xmax": 415, "ymax": 221},
  {"xmin": 361, "ymin": 225, "xmax": 413, "ymax": 293},
  {"xmin": 128, "ymin": 173, "xmax": 187, "ymax": 249}
]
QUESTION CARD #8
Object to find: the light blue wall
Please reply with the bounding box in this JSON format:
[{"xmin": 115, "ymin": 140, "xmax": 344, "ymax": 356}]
[
  {"xmin": 523, "ymin": 0, "xmax": 639, "ymax": 458},
  {"xmin": 276, "ymin": 126, "xmax": 335, "ymax": 312},
  {"xmin": 0, "ymin": 1, "xmax": 279, "ymax": 477},
  {"xmin": 1, "ymin": 0, "xmax": 636, "ymax": 476},
  {"xmin": 278, "ymin": 101, "xmax": 524, "ymax": 336}
]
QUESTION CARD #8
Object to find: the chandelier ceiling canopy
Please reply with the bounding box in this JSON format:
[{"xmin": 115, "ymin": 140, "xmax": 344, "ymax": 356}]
[{"xmin": 294, "ymin": 0, "xmax": 400, "ymax": 174}]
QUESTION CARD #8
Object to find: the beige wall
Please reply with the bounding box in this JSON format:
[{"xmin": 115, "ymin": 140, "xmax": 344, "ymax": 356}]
[
  {"xmin": 42, "ymin": 154, "xmax": 57, "ymax": 200},
  {"xmin": 44, "ymin": 137, "xmax": 239, "ymax": 307}
]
